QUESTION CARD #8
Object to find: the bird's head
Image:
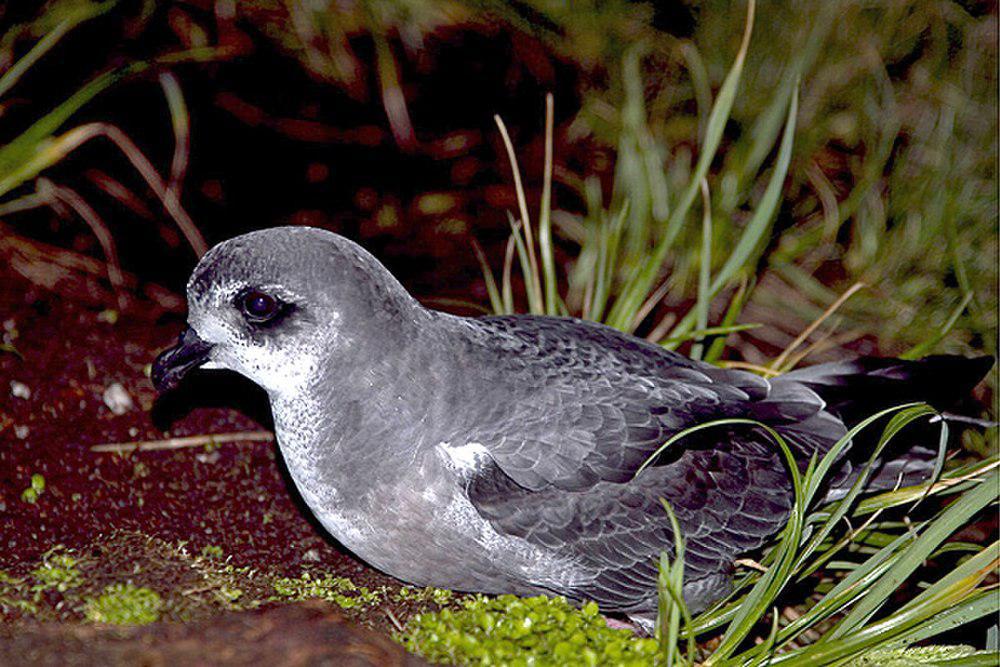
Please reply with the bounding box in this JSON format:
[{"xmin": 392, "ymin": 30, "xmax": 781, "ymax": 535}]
[{"xmin": 152, "ymin": 226, "xmax": 419, "ymax": 398}]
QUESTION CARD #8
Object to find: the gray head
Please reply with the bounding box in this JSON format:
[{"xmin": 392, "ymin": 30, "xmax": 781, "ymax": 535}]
[{"xmin": 152, "ymin": 226, "xmax": 422, "ymax": 397}]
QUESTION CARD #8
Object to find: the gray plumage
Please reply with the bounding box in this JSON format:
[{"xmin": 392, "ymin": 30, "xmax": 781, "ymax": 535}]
[{"xmin": 152, "ymin": 226, "xmax": 991, "ymax": 626}]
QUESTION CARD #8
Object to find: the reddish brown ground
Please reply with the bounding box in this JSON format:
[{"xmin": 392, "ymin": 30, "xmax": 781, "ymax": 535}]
[
  {"xmin": 0, "ymin": 232, "xmax": 432, "ymax": 662},
  {"xmin": 0, "ymin": 602, "xmax": 425, "ymax": 666}
]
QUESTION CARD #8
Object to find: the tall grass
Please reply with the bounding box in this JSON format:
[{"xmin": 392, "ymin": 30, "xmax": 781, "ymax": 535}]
[
  {"xmin": 649, "ymin": 407, "xmax": 997, "ymax": 665},
  {"xmin": 479, "ymin": 1, "xmax": 997, "ymax": 662},
  {"xmin": 483, "ymin": 0, "xmax": 795, "ymax": 363},
  {"xmin": 482, "ymin": 0, "xmax": 995, "ymax": 374}
]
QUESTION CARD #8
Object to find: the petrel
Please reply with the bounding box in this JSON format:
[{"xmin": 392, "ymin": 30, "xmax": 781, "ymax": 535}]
[{"xmin": 152, "ymin": 226, "xmax": 991, "ymax": 627}]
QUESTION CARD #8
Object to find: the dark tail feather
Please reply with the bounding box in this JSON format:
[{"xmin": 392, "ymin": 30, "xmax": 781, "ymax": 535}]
[
  {"xmin": 784, "ymin": 355, "xmax": 993, "ymax": 501},
  {"xmin": 823, "ymin": 445, "xmax": 939, "ymax": 503},
  {"xmin": 782, "ymin": 355, "xmax": 994, "ymax": 424}
]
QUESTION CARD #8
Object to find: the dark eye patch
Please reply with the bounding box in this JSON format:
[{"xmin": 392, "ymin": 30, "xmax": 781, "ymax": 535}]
[{"xmin": 237, "ymin": 289, "xmax": 288, "ymax": 325}]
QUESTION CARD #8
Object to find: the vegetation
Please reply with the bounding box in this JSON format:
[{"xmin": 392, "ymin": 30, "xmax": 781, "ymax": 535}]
[
  {"xmin": 471, "ymin": 4, "xmax": 999, "ymax": 663},
  {"xmin": 84, "ymin": 583, "xmax": 163, "ymax": 625},
  {"xmin": 20, "ymin": 473, "xmax": 45, "ymax": 504},
  {"xmin": 30, "ymin": 548, "xmax": 81, "ymax": 595},
  {"xmin": 649, "ymin": 408, "xmax": 997, "ymax": 666},
  {"xmin": 272, "ymin": 572, "xmax": 385, "ymax": 611},
  {"xmin": 403, "ymin": 595, "xmax": 659, "ymax": 666}
]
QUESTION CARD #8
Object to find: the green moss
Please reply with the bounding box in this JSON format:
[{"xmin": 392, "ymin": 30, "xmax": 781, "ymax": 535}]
[
  {"xmin": 0, "ymin": 571, "xmax": 37, "ymax": 614},
  {"xmin": 20, "ymin": 473, "xmax": 45, "ymax": 504},
  {"xmin": 216, "ymin": 585, "xmax": 243, "ymax": 603},
  {"xmin": 31, "ymin": 549, "xmax": 81, "ymax": 593},
  {"xmin": 84, "ymin": 584, "xmax": 162, "ymax": 625},
  {"xmin": 272, "ymin": 572, "xmax": 385, "ymax": 611},
  {"xmin": 200, "ymin": 544, "xmax": 224, "ymax": 559},
  {"xmin": 394, "ymin": 585, "xmax": 455, "ymax": 606},
  {"xmin": 401, "ymin": 594, "xmax": 658, "ymax": 666}
]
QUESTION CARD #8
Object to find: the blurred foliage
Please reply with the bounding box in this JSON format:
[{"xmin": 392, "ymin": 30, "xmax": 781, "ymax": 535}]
[
  {"xmin": 530, "ymin": 0, "xmax": 996, "ymax": 364},
  {"xmin": 0, "ymin": 1, "xmax": 994, "ymax": 369}
]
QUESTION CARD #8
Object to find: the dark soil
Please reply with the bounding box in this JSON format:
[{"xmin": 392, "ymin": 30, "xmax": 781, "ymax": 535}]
[
  {"xmin": 0, "ymin": 230, "xmax": 437, "ymax": 660},
  {"xmin": 0, "ymin": 601, "xmax": 426, "ymax": 666}
]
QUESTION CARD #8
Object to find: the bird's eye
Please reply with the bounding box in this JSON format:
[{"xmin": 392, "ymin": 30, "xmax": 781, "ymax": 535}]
[{"xmin": 240, "ymin": 290, "xmax": 281, "ymax": 323}]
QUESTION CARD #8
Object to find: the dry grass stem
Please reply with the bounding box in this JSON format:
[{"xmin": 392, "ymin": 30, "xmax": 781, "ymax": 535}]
[
  {"xmin": 36, "ymin": 178, "xmax": 126, "ymax": 309},
  {"xmin": 770, "ymin": 282, "xmax": 866, "ymax": 372},
  {"xmin": 92, "ymin": 430, "xmax": 275, "ymax": 454},
  {"xmin": 53, "ymin": 122, "xmax": 207, "ymax": 256}
]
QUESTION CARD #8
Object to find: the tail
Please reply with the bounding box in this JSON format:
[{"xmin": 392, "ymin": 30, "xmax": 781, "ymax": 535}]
[
  {"xmin": 782, "ymin": 355, "xmax": 994, "ymax": 500},
  {"xmin": 782, "ymin": 355, "xmax": 994, "ymax": 423}
]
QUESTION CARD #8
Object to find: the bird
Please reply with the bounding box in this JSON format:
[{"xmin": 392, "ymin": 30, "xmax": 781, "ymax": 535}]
[{"xmin": 151, "ymin": 226, "xmax": 992, "ymax": 630}]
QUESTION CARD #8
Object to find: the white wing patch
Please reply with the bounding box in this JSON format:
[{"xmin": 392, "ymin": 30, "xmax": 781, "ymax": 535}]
[{"xmin": 437, "ymin": 441, "xmax": 490, "ymax": 475}]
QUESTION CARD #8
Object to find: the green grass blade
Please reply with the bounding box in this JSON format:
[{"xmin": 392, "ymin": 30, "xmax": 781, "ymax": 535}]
[
  {"xmin": 606, "ymin": 0, "xmax": 756, "ymax": 330},
  {"xmin": 704, "ymin": 425, "xmax": 804, "ymax": 665},
  {"xmin": 472, "ymin": 241, "xmax": 504, "ymax": 314},
  {"xmin": 884, "ymin": 589, "xmax": 1000, "ymax": 651},
  {"xmin": 657, "ymin": 500, "xmax": 695, "ymax": 667},
  {"xmin": 853, "ymin": 457, "xmax": 999, "ymax": 516},
  {"xmin": 901, "ymin": 290, "xmax": 974, "ymax": 360},
  {"xmin": 898, "ymin": 540, "xmax": 998, "ymax": 614},
  {"xmin": 659, "ymin": 323, "xmax": 760, "ymax": 347},
  {"xmin": 0, "ymin": 1, "xmax": 116, "ymax": 99},
  {"xmin": 771, "ymin": 589, "xmax": 997, "ymax": 667},
  {"xmin": 710, "ymin": 85, "xmax": 799, "ymax": 297},
  {"xmin": 691, "ymin": 178, "xmax": 712, "ymax": 360},
  {"xmin": 828, "ymin": 471, "xmax": 998, "ymax": 639},
  {"xmin": 539, "ymin": 94, "xmax": 558, "ymax": 315},
  {"xmin": 703, "ymin": 277, "xmax": 752, "ymax": 362},
  {"xmin": 666, "ymin": 85, "xmax": 798, "ymax": 343},
  {"xmin": 796, "ymin": 405, "xmax": 934, "ymax": 572}
]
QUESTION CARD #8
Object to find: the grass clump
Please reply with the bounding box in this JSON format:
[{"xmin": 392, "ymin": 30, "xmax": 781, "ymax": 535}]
[
  {"xmin": 648, "ymin": 408, "xmax": 998, "ymax": 666},
  {"xmin": 84, "ymin": 583, "xmax": 162, "ymax": 625},
  {"xmin": 272, "ymin": 572, "xmax": 385, "ymax": 611},
  {"xmin": 402, "ymin": 594, "xmax": 657, "ymax": 666}
]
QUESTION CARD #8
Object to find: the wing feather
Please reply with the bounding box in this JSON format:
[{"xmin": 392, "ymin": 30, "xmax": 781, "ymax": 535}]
[{"xmin": 454, "ymin": 315, "xmax": 842, "ymax": 612}]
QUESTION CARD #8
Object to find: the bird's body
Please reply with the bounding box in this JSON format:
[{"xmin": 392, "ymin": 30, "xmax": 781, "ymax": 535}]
[{"xmin": 153, "ymin": 227, "xmax": 991, "ymax": 626}]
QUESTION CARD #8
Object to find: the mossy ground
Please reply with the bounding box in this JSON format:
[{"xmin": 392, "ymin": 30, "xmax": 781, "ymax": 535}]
[
  {"xmin": 402, "ymin": 595, "xmax": 659, "ymax": 666},
  {"xmin": 0, "ymin": 532, "xmax": 457, "ymax": 630},
  {"xmin": 1, "ymin": 533, "xmax": 657, "ymax": 665}
]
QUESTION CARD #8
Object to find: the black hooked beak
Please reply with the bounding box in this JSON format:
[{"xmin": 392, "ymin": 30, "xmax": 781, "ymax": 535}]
[{"xmin": 151, "ymin": 327, "xmax": 214, "ymax": 393}]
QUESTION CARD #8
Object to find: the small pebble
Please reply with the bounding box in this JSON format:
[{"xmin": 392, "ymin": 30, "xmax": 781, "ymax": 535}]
[
  {"xmin": 10, "ymin": 381, "xmax": 30, "ymax": 400},
  {"xmin": 102, "ymin": 382, "xmax": 134, "ymax": 415},
  {"xmin": 2, "ymin": 319, "xmax": 17, "ymax": 344},
  {"xmin": 302, "ymin": 548, "xmax": 321, "ymax": 562},
  {"xmin": 128, "ymin": 427, "xmax": 139, "ymax": 437},
  {"xmin": 14, "ymin": 425, "xmax": 29, "ymax": 439}
]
